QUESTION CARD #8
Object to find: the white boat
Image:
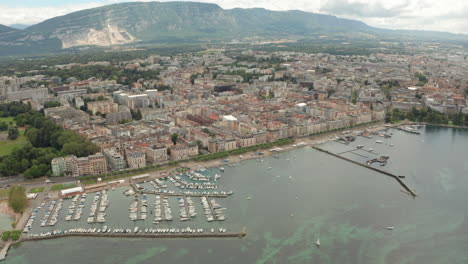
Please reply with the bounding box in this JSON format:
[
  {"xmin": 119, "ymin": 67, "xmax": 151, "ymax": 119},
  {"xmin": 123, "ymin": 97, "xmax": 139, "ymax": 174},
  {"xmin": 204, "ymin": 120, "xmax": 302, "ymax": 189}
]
[
  {"xmin": 368, "ymin": 148, "xmax": 373, "ymax": 152},
  {"xmin": 316, "ymin": 236, "xmax": 320, "ymax": 247},
  {"xmin": 376, "ymin": 140, "xmax": 383, "ymax": 144},
  {"xmin": 387, "ymin": 226, "xmax": 394, "ymax": 230}
]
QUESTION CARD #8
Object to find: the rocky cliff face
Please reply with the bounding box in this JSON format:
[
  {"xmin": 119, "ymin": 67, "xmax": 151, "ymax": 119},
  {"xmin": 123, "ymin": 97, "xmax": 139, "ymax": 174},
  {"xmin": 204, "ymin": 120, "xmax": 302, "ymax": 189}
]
[{"xmin": 52, "ymin": 24, "xmax": 136, "ymax": 48}]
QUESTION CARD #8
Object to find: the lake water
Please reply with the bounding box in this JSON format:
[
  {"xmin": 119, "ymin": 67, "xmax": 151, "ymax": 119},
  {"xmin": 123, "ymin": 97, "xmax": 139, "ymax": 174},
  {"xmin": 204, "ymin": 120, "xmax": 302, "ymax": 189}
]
[{"xmin": 5, "ymin": 126, "xmax": 468, "ymax": 264}]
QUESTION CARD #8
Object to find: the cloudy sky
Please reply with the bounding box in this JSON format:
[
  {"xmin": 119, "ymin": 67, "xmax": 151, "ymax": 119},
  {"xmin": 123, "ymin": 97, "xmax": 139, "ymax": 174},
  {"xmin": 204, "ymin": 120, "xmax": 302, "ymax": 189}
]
[{"xmin": 1, "ymin": 0, "xmax": 467, "ymax": 34}]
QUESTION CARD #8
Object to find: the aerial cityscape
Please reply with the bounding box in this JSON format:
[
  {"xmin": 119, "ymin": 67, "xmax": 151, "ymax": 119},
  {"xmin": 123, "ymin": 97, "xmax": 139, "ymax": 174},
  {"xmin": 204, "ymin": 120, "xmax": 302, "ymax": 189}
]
[{"xmin": 0, "ymin": 1, "xmax": 467, "ymax": 263}]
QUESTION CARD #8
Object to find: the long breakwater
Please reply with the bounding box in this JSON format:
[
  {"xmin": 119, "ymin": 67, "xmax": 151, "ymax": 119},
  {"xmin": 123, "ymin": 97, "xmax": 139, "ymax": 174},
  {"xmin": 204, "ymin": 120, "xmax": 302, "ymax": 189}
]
[{"xmin": 312, "ymin": 146, "xmax": 417, "ymax": 197}]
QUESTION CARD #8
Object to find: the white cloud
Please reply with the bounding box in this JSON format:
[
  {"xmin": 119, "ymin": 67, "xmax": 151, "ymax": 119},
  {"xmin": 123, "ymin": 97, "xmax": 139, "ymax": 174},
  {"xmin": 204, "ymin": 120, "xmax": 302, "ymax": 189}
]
[
  {"xmin": 0, "ymin": 3, "xmax": 104, "ymax": 26},
  {"xmin": 1, "ymin": 0, "xmax": 468, "ymax": 34}
]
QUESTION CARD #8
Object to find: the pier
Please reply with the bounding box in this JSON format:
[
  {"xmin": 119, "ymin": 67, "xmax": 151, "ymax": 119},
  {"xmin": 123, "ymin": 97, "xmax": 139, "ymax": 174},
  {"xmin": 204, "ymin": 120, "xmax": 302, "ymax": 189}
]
[
  {"xmin": 143, "ymin": 190, "xmax": 229, "ymax": 198},
  {"xmin": 312, "ymin": 146, "xmax": 417, "ymax": 197},
  {"xmin": 46, "ymin": 201, "xmax": 59, "ymax": 226},
  {"xmin": 0, "ymin": 241, "xmax": 11, "ymax": 261},
  {"xmin": 136, "ymin": 195, "xmax": 142, "ymax": 220},
  {"xmin": 160, "ymin": 195, "xmax": 167, "ymax": 221},
  {"xmin": 93, "ymin": 195, "xmax": 102, "ymax": 223},
  {"xmin": 71, "ymin": 204, "xmax": 79, "ymax": 220},
  {"xmin": 205, "ymin": 197, "xmax": 218, "ymax": 221},
  {"xmin": 395, "ymin": 126, "xmax": 421, "ymax": 134},
  {"xmin": 152, "ymin": 180, "xmax": 165, "ymax": 189},
  {"xmin": 171, "ymin": 177, "xmax": 187, "ymax": 188},
  {"xmin": 182, "ymin": 195, "xmax": 191, "ymax": 221}
]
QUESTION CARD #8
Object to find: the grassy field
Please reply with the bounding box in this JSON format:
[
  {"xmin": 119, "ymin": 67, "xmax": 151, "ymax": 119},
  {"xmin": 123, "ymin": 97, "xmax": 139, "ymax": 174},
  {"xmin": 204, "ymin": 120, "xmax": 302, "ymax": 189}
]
[
  {"xmin": 0, "ymin": 117, "xmax": 16, "ymax": 124},
  {"xmin": 29, "ymin": 187, "xmax": 45, "ymax": 193},
  {"xmin": 0, "ymin": 117, "xmax": 27, "ymax": 157},
  {"xmin": 0, "ymin": 133, "xmax": 27, "ymax": 157},
  {"xmin": 50, "ymin": 183, "xmax": 77, "ymax": 191}
]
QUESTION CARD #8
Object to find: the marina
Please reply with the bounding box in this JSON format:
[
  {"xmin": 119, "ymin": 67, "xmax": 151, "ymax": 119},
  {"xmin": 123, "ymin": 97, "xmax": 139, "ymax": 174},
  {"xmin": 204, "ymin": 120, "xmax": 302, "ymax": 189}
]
[{"xmin": 16, "ymin": 166, "xmax": 240, "ymax": 248}]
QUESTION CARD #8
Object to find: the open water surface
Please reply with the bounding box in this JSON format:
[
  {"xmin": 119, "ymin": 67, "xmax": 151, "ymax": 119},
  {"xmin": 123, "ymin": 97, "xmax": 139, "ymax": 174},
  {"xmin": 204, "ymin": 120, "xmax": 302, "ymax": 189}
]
[{"xmin": 5, "ymin": 126, "xmax": 468, "ymax": 264}]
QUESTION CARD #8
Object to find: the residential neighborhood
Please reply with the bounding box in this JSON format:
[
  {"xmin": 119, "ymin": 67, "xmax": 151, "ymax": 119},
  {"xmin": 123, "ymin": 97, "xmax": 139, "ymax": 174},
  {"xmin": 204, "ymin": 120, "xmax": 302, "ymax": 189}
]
[{"xmin": 0, "ymin": 44, "xmax": 467, "ymax": 177}]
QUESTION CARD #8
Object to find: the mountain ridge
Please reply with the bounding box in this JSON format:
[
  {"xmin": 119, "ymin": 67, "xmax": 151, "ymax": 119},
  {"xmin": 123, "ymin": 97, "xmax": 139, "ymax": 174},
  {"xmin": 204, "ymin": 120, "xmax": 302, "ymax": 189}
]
[
  {"xmin": 0, "ymin": 24, "xmax": 18, "ymax": 34},
  {"xmin": 0, "ymin": 1, "xmax": 467, "ymax": 56}
]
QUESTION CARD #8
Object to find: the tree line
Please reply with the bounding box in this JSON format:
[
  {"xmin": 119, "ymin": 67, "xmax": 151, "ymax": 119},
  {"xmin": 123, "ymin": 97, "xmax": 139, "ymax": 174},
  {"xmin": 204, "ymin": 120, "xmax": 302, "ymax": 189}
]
[
  {"xmin": 30, "ymin": 65, "xmax": 161, "ymax": 86},
  {"xmin": 0, "ymin": 102, "xmax": 99, "ymax": 178},
  {"xmin": 386, "ymin": 107, "xmax": 468, "ymax": 126}
]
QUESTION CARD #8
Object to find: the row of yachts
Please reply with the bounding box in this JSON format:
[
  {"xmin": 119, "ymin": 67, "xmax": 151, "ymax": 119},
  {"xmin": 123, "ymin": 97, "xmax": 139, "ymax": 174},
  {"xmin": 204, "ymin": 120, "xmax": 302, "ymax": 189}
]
[
  {"xmin": 187, "ymin": 172, "xmax": 212, "ymax": 181},
  {"xmin": 87, "ymin": 191, "xmax": 109, "ymax": 223},
  {"xmin": 150, "ymin": 179, "xmax": 167, "ymax": 189},
  {"xmin": 22, "ymin": 202, "xmax": 45, "ymax": 233},
  {"xmin": 154, "ymin": 195, "xmax": 173, "ymax": 223},
  {"xmin": 27, "ymin": 227, "xmax": 229, "ymax": 238},
  {"xmin": 129, "ymin": 194, "xmax": 148, "ymax": 221},
  {"xmin": 201, "ymin": 197, "xmax": 226, "ymax": 222},
  {"xmin": 123, "ymin": 188, "xmax": 136, "ymax": 196},
  {"xmin": 134, "ymin": 183, "xmax": 175, "ymax": 195},
  {"xmin": 40, "ymin": 199, "xmax": 63, "ymax": 226},
  {"xmin": 65, "ymin": 193, "xmax": 87, "ymax": 221},
  {"xmin": 169, "ymin": 176, "xmax": 219, "ymax": 190},
  {"xmin": 178, "ymin": 196, "xmax": 196, "ymax": 221}
]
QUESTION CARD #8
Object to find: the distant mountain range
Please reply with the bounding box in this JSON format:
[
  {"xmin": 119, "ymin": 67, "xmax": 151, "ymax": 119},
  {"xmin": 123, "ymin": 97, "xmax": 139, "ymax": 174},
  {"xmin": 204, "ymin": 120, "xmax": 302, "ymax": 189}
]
[
  {"xmin": 8, "ymin": 24, "xmax": 30, "ymax": 30},
  {"xmin": 0, "ymin": 24, "xmax": 18, "ymax": 34},
  {"xmin": 0, "ymin": 1, "xmax": 467, "ymax": 56}
]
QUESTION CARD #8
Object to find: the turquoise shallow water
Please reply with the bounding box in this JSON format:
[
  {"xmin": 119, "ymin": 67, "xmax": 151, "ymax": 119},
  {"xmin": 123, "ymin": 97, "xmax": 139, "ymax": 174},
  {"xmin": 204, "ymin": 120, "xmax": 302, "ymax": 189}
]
[{"xmin": 5, "ymin": 126, "xmax": 468, "ymax": 264}]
